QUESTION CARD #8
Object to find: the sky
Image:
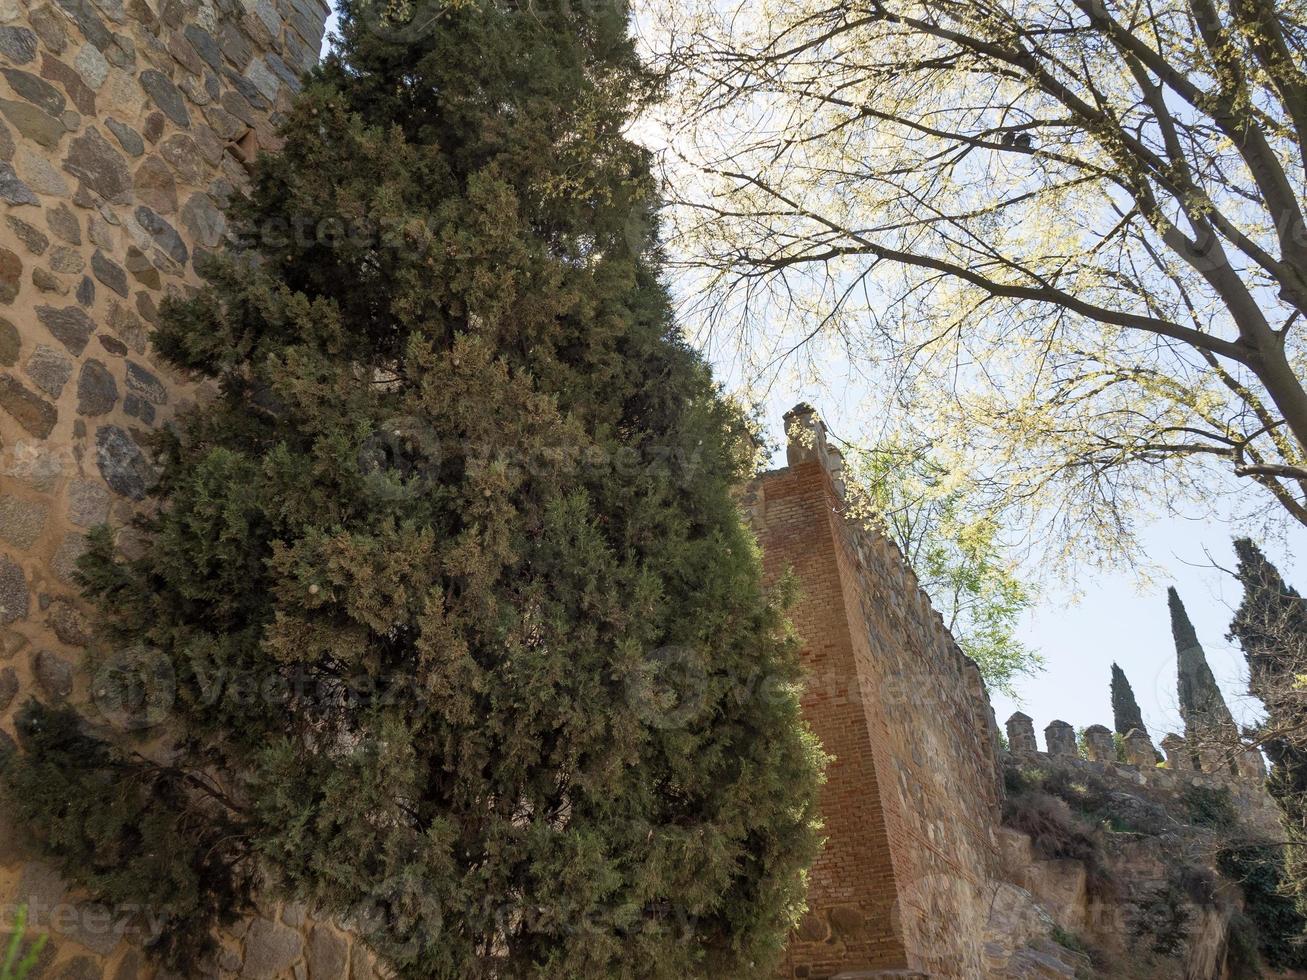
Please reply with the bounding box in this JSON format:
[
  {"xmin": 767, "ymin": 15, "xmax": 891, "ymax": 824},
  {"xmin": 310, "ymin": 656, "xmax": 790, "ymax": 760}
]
[
  {"xmin": 316, "ymin": 7, "xmax": 1306, "ymax": 744},
  {"xmin": 991, "ymin": 515, "xmax": 1300, "ymax": 739}
]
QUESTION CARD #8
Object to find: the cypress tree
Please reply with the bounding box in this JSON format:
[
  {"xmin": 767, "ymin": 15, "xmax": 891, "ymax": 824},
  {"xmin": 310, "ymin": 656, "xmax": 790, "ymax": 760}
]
[
  {"xmin": 0, "ymin": 2, "xmax": 823, "ymax": 976},
  {"xmin": 1229, "ymin": 539, "xmax": 1307, "ymax": 903},
  {"xmin": 1109, "ymin": 662, "xmax": 1148, "ymax": 739},
  {"xmin": 1170, "ymin": 586, "xmax": 1237, "ymax": 751},
  {"xmin": 1230, "ymin": 539, "xmax": 1307, "ymax": 732}
]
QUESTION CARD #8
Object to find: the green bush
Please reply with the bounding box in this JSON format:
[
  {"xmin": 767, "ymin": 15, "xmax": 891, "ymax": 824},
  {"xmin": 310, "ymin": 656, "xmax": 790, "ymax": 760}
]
[
  {"xmin": 1218, "ymin": 843, "xmax": 1307, "ymax": 970},
  {"xmin": 1129, "ymin": 877, "xmax": 1191, "ymax": 958},
  {"xmin": 0, "ymin": 0, "xmax": 824, "ymax": 975},
  {"xmin": 1182, "ymin": 785, "xmax": 1238, "ymax": 830}
]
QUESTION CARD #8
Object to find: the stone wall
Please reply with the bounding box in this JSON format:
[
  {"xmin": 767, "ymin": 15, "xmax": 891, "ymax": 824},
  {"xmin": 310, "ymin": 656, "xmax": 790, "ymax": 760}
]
[
  {"xmin": 749, "ymin": 407, "xmax": 1004, "ymax": 979},
  {"xmin": 996, "ymin": 747, "xmax": 1293, "ymax": 979},
  {"xmin": 1005, "ymin": 710, "xmax": 1276, "ymax": 834},
  {"xmin": 0, "ymin": 0, "xmax": 1281, "ymax": 971},
  {"xmin": 1002, "ymin": 735, "xmax": 1281, "ymax": 840},
  {"xmin": 0, "ymin": 0, "xmax": 331, "ymax": 974}
]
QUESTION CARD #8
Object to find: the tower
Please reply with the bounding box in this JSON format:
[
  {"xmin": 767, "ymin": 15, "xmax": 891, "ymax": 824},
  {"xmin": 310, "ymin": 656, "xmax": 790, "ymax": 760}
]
[
  {"xmin": 749, "ymin": 406, "xmax": 1003, "ymax": 979},
  {"xmin": 0, "ymin": 0, "xmax": 331, "ymax": 973}
]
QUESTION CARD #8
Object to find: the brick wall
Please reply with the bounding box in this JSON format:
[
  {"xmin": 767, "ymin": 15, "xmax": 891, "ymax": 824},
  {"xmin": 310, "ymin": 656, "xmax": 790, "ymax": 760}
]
[
  {"xmin": 750, "ymin": 407, "xmax": 1004, "ymax": 979},
  {"xmin": 752, "ymin": 455, "xmax": 910, "ymax": 977}
]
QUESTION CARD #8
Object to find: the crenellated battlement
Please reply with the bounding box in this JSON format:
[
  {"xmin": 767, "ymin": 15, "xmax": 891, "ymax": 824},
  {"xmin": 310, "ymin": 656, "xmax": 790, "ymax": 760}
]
[
  {"xmin": 777, "ymin": 404, "xmax": 991, "ymax": 707},
  {"xmin": 1004, "ymin": 711, "xmax": 1268, "ymax": 783}
]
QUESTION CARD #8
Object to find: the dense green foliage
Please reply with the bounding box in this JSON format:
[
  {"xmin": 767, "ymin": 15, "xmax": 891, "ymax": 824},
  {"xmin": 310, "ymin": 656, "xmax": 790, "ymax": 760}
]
[
  {"xmin": 0, "ymin": 1, "xmax": 823, "ymax": 975},
  {"xmin": 1180, "ymin": 785, "xmax": 1237, "ymax": 831},
  {"xmin": 1229, "ymin": 539, "xmax": 1307, "ymax": 919},
  {"xmin": 1218, "ymin": 844, "xmax": 1307, "ymax": 972},
  {"xmin": 1110, "ymin": 663, "xmax": 1148, "ymax": 739}
]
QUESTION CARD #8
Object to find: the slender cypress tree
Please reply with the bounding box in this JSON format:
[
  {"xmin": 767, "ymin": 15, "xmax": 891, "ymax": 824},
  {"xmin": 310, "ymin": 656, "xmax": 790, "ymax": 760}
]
[
  {"xmin": 1230, "ymin": 539, "xmax": 1307, "ymax": 733},
  {"xmin": 1170, "ymin": 586, "xmax": 1237, "ymax": 749},
  {"xmin": 0, "ymin": 2, "xmax": 823, "ymax": 976},
  {"xmin": 1109, "ymin": 662, "xmax": 1148, "ymax": 739}
]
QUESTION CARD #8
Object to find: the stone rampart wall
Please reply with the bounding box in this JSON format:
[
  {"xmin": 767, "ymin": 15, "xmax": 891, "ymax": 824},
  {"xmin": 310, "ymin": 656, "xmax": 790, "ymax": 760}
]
[
  {"xmin": 0, "ymin": 0, "xmax": 342, "ymax": 975},
  {"xmin": 1005, "ymin": 747, "xmax": 1282, "ymax": 839}
]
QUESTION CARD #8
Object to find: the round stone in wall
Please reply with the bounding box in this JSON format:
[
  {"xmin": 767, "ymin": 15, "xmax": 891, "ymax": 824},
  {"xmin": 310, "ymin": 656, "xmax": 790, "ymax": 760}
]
[
  {"xmin": 51, "ymin": 530, "xmax": 87, "ymax": 583},
  {"xmin": 47, "ymin": 599, "xmax": 91, "ymax": 647},
  {"xmin": 138, "ymin": 70, "xmax": 190, "ymax": 128},
  {"xmin": 0, "ymin": 27, "xmax": 37, "ymax": 66},
  {"xmin": 0, "ymin": 495, "xmax": 48, "ymax": 550},
  {"xmin": 0, "ymin": 246, "xmax": 21, "ymax": 304},
  {"xmin": 32, "ymin": 649, "xmax": 73, "ymax": 701},
  {"xmin": 0, "ymin": 161, "xmax": 37, "ymax": 205},
  {"xmin": 24, "ymin": 343, "xmax": 73, "ymax": 398},
  {"xmin": 74, "ymin": 44, "xmax": 109, "ymax": 91},
  {"xmin": 0, "ymin": 316, "xmax": 18, "ymax": 366},
  {"xmin": 133, "ymin": 156, "xmax": 177, "ymax": 213},
  {"xmin": 67, "ymin": 479, "xmax": 110, "ymax": 527},
  {"xmin": 62, "ymin": 127, "xmax": 131, "ymax": 204},
  {"xmin": 36, "ymin": 304, "xmax": 95, "ymax": 356},
  {"xmin": 46, "ymin": 203, "xmax": 81, "ymax": 245},
  {"xmin": 182, "ymin": 192, "xmax": 225, "ymax": 248},
  {"xmin": 95, "ymin": 424, "xmax": 152, "ymax": 499},
  {"xmin": 0, "ymin": 373, "xmax": 57, "ymax": 438},
  {"xmin": 105, "ymin": 116, "xmax": 143, "ymax": 157},
  {"xmin": 15, "ymin": 146, "xmax": 69, "ymax": 196},
  {"xmin": 91, "ymin": 249, "xmax": 128, "ymax": 297},
  {"xmin": 5, "ymin": 215, "xmax": 48, "ymax": 255}
]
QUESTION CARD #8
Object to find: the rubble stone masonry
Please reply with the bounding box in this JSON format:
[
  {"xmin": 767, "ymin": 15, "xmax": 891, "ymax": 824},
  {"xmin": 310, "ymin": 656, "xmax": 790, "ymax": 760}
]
[
  {"xmin": 0, "ymin": 0, "xmax": 390, "ymax": 975},
  {"xmin": 0, "ymin": 0, "xmax": 328, "ymax": 732}
]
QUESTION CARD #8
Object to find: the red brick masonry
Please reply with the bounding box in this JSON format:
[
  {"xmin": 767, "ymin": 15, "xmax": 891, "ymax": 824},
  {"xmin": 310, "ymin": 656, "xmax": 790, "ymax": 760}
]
[{"xmin": 750, "ymin": 410, "xmax": 1004, "ymax": 979}]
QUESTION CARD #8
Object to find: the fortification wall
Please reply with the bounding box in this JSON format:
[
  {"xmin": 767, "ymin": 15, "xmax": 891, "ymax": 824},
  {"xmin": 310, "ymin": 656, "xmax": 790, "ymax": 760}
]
[
  {"xmin": 749, "ymin": 407, "xmax": 1004, "ymax": 979},
  {"xmin": 1005, "ymin": 712, "xmax": 1280, "ymax": 839},
  {"xmin": 0, "ymin": 0, "xmax": 1008, "ymax": 971},
  {"xmin": 0, "ymin": 0, "xmax": 327, "ymax": 741},
  {"xmin": 0, "ymin": 0, "xmax": 375, "ymax": 976}
]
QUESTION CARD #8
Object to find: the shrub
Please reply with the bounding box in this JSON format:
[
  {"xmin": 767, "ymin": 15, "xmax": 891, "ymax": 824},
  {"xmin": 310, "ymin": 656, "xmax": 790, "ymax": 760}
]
[
  {"xmin": 0, "ymin": 1, "xmax": 824, "ymax": 975},
  {"xmin": 1183, "ymin": 785, "xmax": 1238, "ymax": 830},
  {"xmin": 1218, "ymin": 843, "xmax": 1307, "ymax": 970},
  {"xmin": 1129, "ymin": 877, "xmax": 1191, "ymax": 958}
]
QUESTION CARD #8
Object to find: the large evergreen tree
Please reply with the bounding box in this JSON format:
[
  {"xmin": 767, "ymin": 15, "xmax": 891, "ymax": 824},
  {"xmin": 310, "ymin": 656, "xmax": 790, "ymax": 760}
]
[
  {"xmin": 0, "ymin": 1, "xmax": 823, "ymax": 976},
  {"xmin": 1229, "ymin": 538, "xmax": 1307, "ymax": 905}
]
